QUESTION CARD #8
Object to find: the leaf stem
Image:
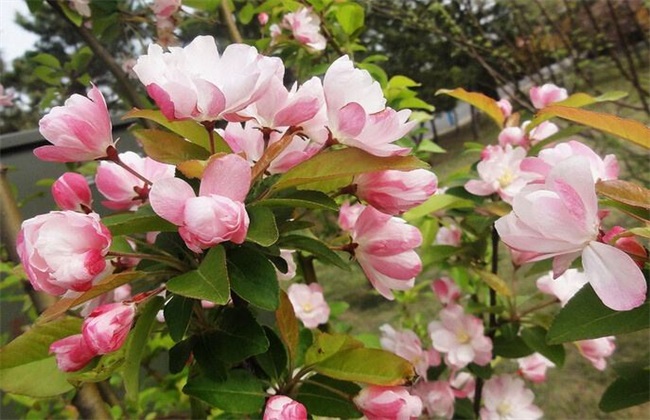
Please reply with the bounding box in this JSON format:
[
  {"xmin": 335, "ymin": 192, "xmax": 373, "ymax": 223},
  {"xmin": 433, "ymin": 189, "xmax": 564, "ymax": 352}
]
[{"xmin": 104, "ymin": 146, "xmax": 153, "ymax": 186}]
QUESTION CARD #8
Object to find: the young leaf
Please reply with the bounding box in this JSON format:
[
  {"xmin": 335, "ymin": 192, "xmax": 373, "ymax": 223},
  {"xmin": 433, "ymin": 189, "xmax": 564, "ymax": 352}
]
[
  {"xmin": 296, "ymin": 375, "xmax": 362, "ymax": 418},
  {"xmin": 436, "ymin": 88, "xmax": 504, "ymax": 128},
  {"xmin": 276, "ymin": 291, "xmax": 300, "ymax": 367},
  {"xmin": 599, "ymin": 369, "xmax": 650, "ymax": 412},
  {"xmin": 596, "ymin": 180, "xmax": 650, "ymax": 210},
  {"xmin": 0, "ymin": 358, "xmax": 74, "ymax": 397},
  {"xmin": 246, "ymin": 206, "xmax": 279, "ymax": 247},
  {"xmin": 227, "ymin": 247, "xmax": 279, "ymax": 310},
  {"xmin": 335, "ymin": 3, "xmax": 365, "ymax": 35},
  {"xmin": 520, "ymin": 326, "xmax": 565, "ymax": 367},
  {"xmin": 313, "ymin": 348, "xmax": 415, "ymax": 386},
  {"xmin": 474, "ymin": 270, "xmax": 513, "ymax": 297},
  {"xmin": 305, "ymin": 332, "xmax": 364, "ymax": 365},
  {"xmin": 132, "ymin": 129, "xmax": 211, "ymax": 165},
  {"xmin": 183, "ymin": 370, "xmax": 266, "ymax": 414},
  {"xmin": 166, "ymin": 246, "xmax": 230, "ymax": 304}
]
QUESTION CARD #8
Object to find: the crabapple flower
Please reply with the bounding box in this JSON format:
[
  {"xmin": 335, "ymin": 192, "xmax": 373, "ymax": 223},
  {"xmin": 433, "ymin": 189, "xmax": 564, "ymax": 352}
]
[
  {"xmin": 340, "ymin": 204, "xmax": 422, "ymax": 300},
  {"xmin": 602, "ymin": 226, "xmax": 648, "ymax": 267},
  {"xmin": 517, "ymin": 353, "xmax": 555, "ymax": 383},
  {"xmin": 287, "ymin": 283, "xmax": 330, "ymax": 329},
  {"xmin": 36, "ymin": 85, "xmax": 114, "ymax": 162},
  {"xmin": 529, "ymin": 83, "xmax": 568, "ymax": 109},
  {"xmin": 354, "ymin": 386, "xmax": 423, "ymax": 420},
  {"xmin": 450, "ymin": 371, "xmax": 476, "ymax": 399},
  {"xmin": 263, "ymin": 395, "xmax": 307, "ymax": 420},
  {"xmin": 496, "ymin": 157, "xmax": 646, "ymax": 310},
  {"xmin": 149, "ymin": 154, "xmax": 251, "ymax": 252},
  {"xmin": 281, "ymin": 7, "xmax": 326, "ymax": 51},
  {"xmin": 435, "ymin": 225, "xmax": 462, "ymax": 247},
  {"xmin": 52, "ymin": 172, "xmax": 93, "ymax": 212},
  {"xmin": 276, "ymin": 249, "xmax": 297, "ymax": 281},
  {"xmin": 80, "ymin": 284, "xmax": 132, "ymax": 317},
  {"xmin": 258, "ymin": 13, "xmax": 269, "ymax": 26},
  {"xmin": 526, "ymin": 121, "xmax": 559, "ymax": 144},
  {"xmin": 353, "ymin": 169, "xmax": 438, "ymax": 215},
  {"xmin": 536, "ymin": 269, "xmax": 588, "ymax": 307},
  {"xmin": 82, "ymin": 303, "xmax": 136, "ymax": 354},
  {"xmin": 379, "ymin": 324, "xmax": 440, "ymax": 377},
  {"xmin": 96, "ymin": 151, "xmax": 175, "ymax": 210},
  {"xmin": 432, "ymin": 276, "xmax": 462, "ymax": 305},
  {"xmin": 575, "ymin": 337, "xmax": 616, "ymax": 371},
  {"xmin": 496, "ymin": 99, "xmax": 512, "ymax": 118},
  {"xmin": 428, "ymin": 304, "xmax": 492, "ymax": 369},
  {"xmin": 480, "ymin": 375, "xmax": 543, "ymax": 420},
  {"xmin": 412, "ymin": 380, "xmax": 455, "ymax": 419},
  {"xmin": 133, "ymin": 36, "xmax": 283, "ymax": 122},
  {"xmin": 49, "ymin": 334, "xmax": 96, "ymax": 372},
  {"xmin": 0, "ymin": 84, "xmax": 14, "ymax": 107},
  {"xmin": 497, "ymin": 127, "xmax": 528, "ymax": 148},
  {"xmin": 338, "ymin": 201, "xmax": 365, "ymax": 231},
  {"xmin": 150, "ymin": 0, "xmax": 181, "ymax": 18},
  {"xmin": 17, "ymin": 211, "xmax": 112, "ymax": 295}
]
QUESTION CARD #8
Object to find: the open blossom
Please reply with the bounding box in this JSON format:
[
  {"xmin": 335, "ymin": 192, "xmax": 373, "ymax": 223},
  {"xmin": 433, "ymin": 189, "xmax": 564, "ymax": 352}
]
[
  {"xmin": 263, "ymin": 395, "xmax": 307, "ymax": 420},
  {"xmin": 517, "ymin": 353, "xmax": 555, "ymax": 383},
  {"xmin": 428, "ymin": 304, "xmax": 492, "ymax": 369},
  {"xmin": 150, "ymin": 154, "xmax": 251, "ymax": 252},
  {"xmin": 150, "ymin": 0, "xmax": 181, "ymax": 18},
  {"xmin": 340, "ymin": 204, "xmax": 422, "ymax": 300},
  {"xmin": 536, "ymin": 269, "xmax": 588, "ymax": 307},
  {"xmin": 529, "ymin": 83, "xmax": 568, "ymax": 109},
  {"xmin": 412, "ymin": 380, "xmax": 455, "ymax": 419},
  {"xmin": 17, "ymin": 211, "xmax": 112, "ymax": 295},
  {"xmin": 432, "ymin": 276, "xmax": 462, "ymax": 305},
  {"xmin": 354, "ymin": 386, "xmax": 423, "ymax": 420},
  {"xmin": 49, "ymin": 334, "xmax": 96, "ymax": 372},
  {"xmin": 96, "ymin": 151, "xmax": 175, "ymax": 210},
  {"xmin": 36, "ymin": 85, "xmax": 114, "ymax": 162},
  {"xmin": 281, "ymin": 7, "xmax": 326, "ymax": 51},
  {"xmin": 82, "ymin": 302, "xmax": 136, "ymax": 354},
  {"xmin": 380, "ymin": 324, "xmax": 440, "ymax": 377},
  {"xmin": 575, "ymin": 337, "xmax": 616, "ymax": 371},
  {"xmin": 602, "ymin": 226, "xmax": 647, "ymax": 267},
  {"xmin": 496, "ymin": 157, "xmax": 646, "ymax": 311},
  {"xmin": 480, "ymin": 375, "xmax": 543, "ymax": 420},
  {"xmin": 52, "ymin": 172, "xmax": 93, "ymax": 212},
  {"xmin": 353, "ymin": 169, "xmax": 438, "ymax": 215},
  {"xmin": 287, "ymin": 283, "xmax": 330, "ymax": 329},
  {"xmin": 133, "ymin": 36, "xmax": 283, "ymax": 122},
  {"xmin": 435, "ymin": 224, "xmax": 462, "ymax": 247}
]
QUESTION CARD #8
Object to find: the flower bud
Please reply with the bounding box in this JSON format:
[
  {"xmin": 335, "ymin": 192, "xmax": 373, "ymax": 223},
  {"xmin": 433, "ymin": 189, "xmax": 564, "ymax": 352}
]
[
  {"xmin": 354, "ymin": 169, "xmax": 437, "ymax": 215},
  {"xmin": 49, "ymin": 334, "xmax": 96, "ymax": 372},
  {"xmin": 82, "ymin": 302, "xmax": 136, "ymax": 354},
  {"xmin": 52, "ymin": 172, "xmax": 93, "ymax": 212},
  {"xmin": 263, "ymin": 395, "xmax": 307, "ymax": 420},
  {"xmin": 354, "ymin": 386, "xmax": 423, "ymax": 420}
]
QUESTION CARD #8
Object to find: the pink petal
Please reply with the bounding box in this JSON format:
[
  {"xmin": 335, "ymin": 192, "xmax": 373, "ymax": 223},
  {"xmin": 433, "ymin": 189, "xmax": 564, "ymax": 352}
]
[
  {"xmin": 336, "ymin": 102, "xmax": 366, "ymax": 137},
  {"xmin": 199, "ymin": 154, "xmax": 251, "ymax": 202},
  {"xmin": 149, "ymin": 178, "xmax": 196, "ymax": 225}
]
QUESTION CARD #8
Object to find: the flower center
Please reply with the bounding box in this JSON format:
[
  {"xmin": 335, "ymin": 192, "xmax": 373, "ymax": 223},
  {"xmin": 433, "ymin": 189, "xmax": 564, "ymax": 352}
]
[
  {"xmin": 456, "ymin": 330, "xmax": 470, "ymax": 344},
  {"xmin": 497, "ymin": 402, "xmax": 512, "ymax": 417},
  {"xmin": 302, "ymin": 302, "xmax": 314, "ymax": 313},
  {"xmin": 498, "ymin": 169, "xmax": 515, "ymax": 187}
]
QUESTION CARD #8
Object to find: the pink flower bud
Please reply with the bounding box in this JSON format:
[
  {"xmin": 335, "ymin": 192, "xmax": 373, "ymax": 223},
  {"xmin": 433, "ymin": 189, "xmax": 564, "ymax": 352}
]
[
  {"xmin": 281, "ymin": 7, "xmax": 326, "ymax": 51},
  {"xmin": 257, "ymin": 12, "xmax": 269, "ymax": 26},
  {"xmin": 450, "ymin": 371, "xmax": 475, "ymax": 399},
  {"xmin": 338, "ymin": 201, "xmax": 365, "ymax": 232},
  {"xmin": 82, "ymin": 303, "xmax": 136, "ymax": 354},
  {"xmin": 49, "ymin": 334, "xmax": 97, "ymax": 372},
  {"xmin": 602, "ymin": 226, "xmax": 647, "ymax": 267},
  {"xmin": 52, "ymin": 172, "xmax": 92, "ymax": 212},
  {"xmin": 575, "ymin": 337, "xmax": 615, "ymax": 371},
  {"xmin": 529, "ymin": 83, "xmax": 568, "ymax": 109},
  {"xmin": 496, "ymin": 99, "xmax": 512, "ymax": 118},
  {"xmin": 354, "ymin": 169, "xmax": 438, "ymax": 215},
  {"xmin": 497, "ymin": 127, "xmax": 528, "ymax": 148},
  {"xmin": 435, "ymin": 225, "xmax": 461, "ymax": 247},
  {"xmin": 354, "ymin": 386, "xmax": 423, "ymax": 420},
  {"xmin": 432, "ymin": 276, "xmax": 462, "ymax": 305},
  {"xmin": 263, "ymin": 395, "xmax": 307, "ymax": 420},
  {"xmin": 150, "ymin": 0, "xmax": 181, "ymax": 18},
  {"xmin": 287, "ymin": 283, "xmax": 330, "ymax": 329}
]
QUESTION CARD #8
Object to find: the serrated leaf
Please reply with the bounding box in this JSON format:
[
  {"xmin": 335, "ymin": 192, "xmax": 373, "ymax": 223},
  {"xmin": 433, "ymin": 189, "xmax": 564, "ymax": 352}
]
[
  {"xmin": 246, "ymin": 206, "xmax": 279, "ymax": 247},
  {"xmin": 227, "ymin": 247, "xmax": 279, "ymax": 310},
  {"xmin": 436, "ymin": 88, "xmax": 504, "ymax": 128},
  {"xmin": 167, "ymin": 246, "xmax": 230, "ymax": 304},
  {"xmin": 132, "ymin": 128, "xmax": 210, "ymax": 165},
  {"xmin": 183, "ymin": 370, "xmax": 266, "ymax": 413},
  {"xmin": 599, "ymin": 369, "xmax": 650, "ymax": 412},
  {"xmin": 102, "ymin": 205, "xmax": 177, "ymax": 236},
  {"xmin": 278, "ymin": 235, "xmax": 349, "ymax": 270},
  {"xmin": 520, "ymin": 326, "xmax": 565, "ymax": 367},
  {"xmin": 313, "ymin": 348, "xmax": 415, "ymax": 385}
]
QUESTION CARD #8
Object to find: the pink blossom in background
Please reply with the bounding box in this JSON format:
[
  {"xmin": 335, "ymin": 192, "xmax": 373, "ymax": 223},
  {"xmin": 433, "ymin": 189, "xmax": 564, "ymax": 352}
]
[
  {"xmin": 496, "ymin": 157, "xmax": 646, "ymax": 311},
  {"xmin": 49, "ymin": 334, "xmax": 96, "ymax": 372},
  {"xmin": 80, "ymin": 284, "xmax": 132, "ymax": 318},
  {"xmin": 412, "ymin": 380, "xmax": 455, "ymax": 419},
  {"xmin": 345, "ymin": 107, "xmax": 416, "ymax": 157},
  {"xmin": 480, "ymin": 374, "xmax": 543, "ymax": 420},
  {"xmin": 354, "ymin": 386, "xmax": 423, "ymax": 420},
  {"xmin": 281, "ymin": 7, "xmax": 327, "ymax": 51},
  {"xmin": 0, "ymin": 84, "xmax": 14, "ymax": 107},
  {"xmin": 150, "ymin": 0, "xmax": 181, "ymax": 18},
  {"xmin": 435, "ymin": 225, "xmax": 462, "ymax": 247},
  {"xmin": 536, "ymin": 269, "xmax": 588, "ymax": 307},
  {"xmin": 602, "ymin": 226, "xmax": 648, "ymax": 267},
  {"xmin": 133, "ymin": 36, "xmax": 283, "ymax": 122},
  {"xmin": 575, "ymin": 337, "xmax": 616, "ymax": 371},
  {"xmin": 465, "ymin": 145, "xmax": 533, "ymax": 203},
  {"xmin": 257, "ymin": 12, "xmax": 269, "ymax": 26},
  {"xmin": 82, "ymin": 302, "xmax": 136, "ymax": 354},
  {"xmin": 529, "ymin": 83, "xmax": 568, "ymax": 109},
  {"xmin": 496, "ymin": 99, "xmax": 512, "ymax": 118},
  {"xmin": 287, "ymin": 283, "xmax": 330, "ymax": 329},
  {"xmin": 379, "ymin": 324, "xmax": 440, "ymax": 377},
  {"xmin": 69, "ymin": 0, "xmax": 91, "ymax": 17},
  {"xmin": 432, "ymin": 276, "xmax": 462, "ymax": 306},
  {"xmin": 52, "ymin": 172, "xmax": 93, "ymax": 213},
  {"xmin": 428, "ymin": 304, "xmax": 492, "ymax": 369},
  {"xmin": 341, "ymin": 204, "xmax": 422, "ymax": 300},
  {"xmin": 526, "ymin": 120, "xmax": 559, "ymax": 144},
  {"xmin": 517, "ymin": 353, "xmax": 555, "ymax": 383},
  {"xmin": 497, "ymin": 127, "xmax": 528, "ymax": 148},
  {"xmin": 263, "ymin": 395, "xmax": 307, "ymax": 420},
  {"xmin": 17, "ymin": 211, "xmax": 112, "ymax": 295},
  {"xmin": 155, "ymin": 16, "xmax": 177, "ymax": 47},
  {"xmin": 353, "ymin": 169, "xmax": 438, "ymax": 215},
  {"xmin": 36, "ymin": 85, "xmax": 114, "ymax": 162},
  {"xmin": 267, "ymin": 133, "xmax": 322, "ymax": 174},
  {"xmin": 450, "ymin": 371, "xmax": 476, "ymax": 399},
  {"xmin": 276, "ymin": 249, "xmax": 297, "ymax": 281},
  {"xmin": 218, "ymin": 121, "xmax": 265, "ymax": 164}
]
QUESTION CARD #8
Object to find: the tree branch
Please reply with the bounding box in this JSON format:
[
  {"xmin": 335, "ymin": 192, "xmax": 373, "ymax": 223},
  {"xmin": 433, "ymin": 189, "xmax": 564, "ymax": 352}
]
[{"xmin": 220, "ymin": 1, "xmax": 243, "ymax": 44}]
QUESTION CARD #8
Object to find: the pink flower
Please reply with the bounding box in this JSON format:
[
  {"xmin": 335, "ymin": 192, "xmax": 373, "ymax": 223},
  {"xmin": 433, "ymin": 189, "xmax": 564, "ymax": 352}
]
[
  {"xmin": 36, "ymin": 85, "xmax": 114, "ymax": 162},
  {"xmin": 49, "ymin": 334, "xmax": 96, "ymax": 372},
  {"xmin": 495, "ymin": 157, "xmax": 646, "ymax": 311},
  {"xmin": 95, "ymin": 151, "xmax": 175, "ymax": 211},
  {"xmin": 412, "ymin": 380, "xmax": 455, "ymax": 419},
  {"xmin": 465, "ymin": 145, "xmax": 534, "ymax": 203},
  {"xmin": 133, "ymin": 36, "xmax": 283, "ymax": 122},
  {"xmin": 353, "ymin": 169, "xmax": 438, "ymax": 215},
  {"xmin": 150, "ymin": 154, "xmax": 250, "ymax": 252},
  {"xmin": 432, "ymin": 276, "xmax": 462, "ymax": 305},
  {"xmin": 526, "ymin": 121, "xmax": 559, "ymax": 144},
  {"xmin": 52, "ymin": 172, "xmax": 93, "ymax": 212},
  {"xmin": 498, "ymin": 127, "xmax": 528, "ymax": 148},
  {"xmin": 263, "ymin": 395, "xmax": 307, "ymax": 420},
  {"xmin": 287, "ymin": 283, "xmax": 330, "ymax": 329},
  {"xmin": 276, "ymin": 249, "xmax": 297, "ymax": 281},
  {"xmin": 529, "ymin": 83, "xmax": 568, "ymax": 109},
  {"xmin": 575, "ymin": 337, "xmax": 616, "ymax": 371},
  {"xmin": 337, "ymin": 201, "xmax": 365, "ymax": 231},
  {"xmin": 379, "ymin": 324, "xmax": 440, "ymax": 377},
  {"xmin": 480, "ymin": 374, "xmax": 543, "ymax": 420},
  {"xmin": 496, "ymin": 99, "xmax": 512, "ymax": 118},
  {"xmin": 602, "ymin": 226, "xmax": 648, "ymax": 267},
  {"xmin": 536, "ymin": 269, "xmax": 588, "ymax": 307},
  {"xmin": 82, "ymin": 302, "xmax": 136, "ymax": 354},
  {"xmin": 257, "ymin": 13, "xmax": 269, "ymax": 26},
  {"xmin": 340, "ymin": 204, "xmax": 422, "ymax": 300},
  {"xmin": 354, "ymin": 386, "xmax": 423, "ymax": 420},
  {"xmin": 80, "ymin": 284, "xmax": 132, "ymax": 318},
  {"xmin": 17, "ymin": 211, "xmax": 112, "ymax": 295},
  {"xmin": 150, "ymin": 0, "xmax": 181, "ymax": 18},
  {"xmin": 517, "ymin": 353, "xmax": 555, "ymax": 383},
  {"xmin": 428, "ymin": 304, "xmax": 492, "ymax": 369},
  {"xmin": 281, "ymin": 7, "xmax": 326, "ymax": 51},
  {"xmin": 450, "ymin": 371, "xmax": 476, "ymax": 399},
  {"xmin": 0, "ymin": 84, "xmax": 14, "ymax": 107},
  {"xmin": 435, "ymin": 225, "xmax": 462, "ymax": 247}
]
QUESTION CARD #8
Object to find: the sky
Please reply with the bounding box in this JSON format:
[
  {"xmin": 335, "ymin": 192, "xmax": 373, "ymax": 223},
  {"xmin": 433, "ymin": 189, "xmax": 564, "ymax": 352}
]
[{"xmin": 1, "ymin": 0, "xmax": 39, "ymax": 66}]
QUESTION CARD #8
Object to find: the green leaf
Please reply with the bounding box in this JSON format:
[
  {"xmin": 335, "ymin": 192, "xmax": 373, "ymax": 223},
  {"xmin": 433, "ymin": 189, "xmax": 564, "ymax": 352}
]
[
  {"xmin": 33, "ymin": 65, "xmax": 62, "ymax": 86},
  {"xmin": 227, "ymin": 247, "xmax": 279, "ymax": 310},
  {"xmin": 276, "ymin": 291, "xmax": 300, "ymax": 367},
  {"xmin": 305, "ymin": 333, "xmax": 364, "ymax": 365},
  {"xmin": 313, "ymin": 348, "xmax": 415, "ymax": 385},
  {"xmin": 183, "ymin": 370, "xmax": 266, "ymax": 413},
  {"xmin": 436, "ymin": 88, "xmax": 504, "ymax": 128},
  {"xmin": 102, "ymin": 205, "xmax": 177, "ymax": 236},
  {"xmin": 164, "ymin": 295, "xmax": 195, "ymax": 342},
  {"xmin": 492, "ymin": 336, "xmax": 533, "ymax": 359},
  {"xmin": 246, "ymin": 206, "xmax": 279, "ymax": 247},
  {"xmin": 473, "ymin": 270, "xmax": 512, "ymax": 297},
  {"xmin": 520, "ymin": 326, "xmax": 565, "ymax": 367},
  {"xmin": 554, "ymin": 91, "xmax": 628, "ymax": 108},
  {"xmin": 467, "ymin": 362, "xmax": 493, "ymax": 380},
  {"xmin": 192, "ymin": 336, "xmax": 228, "ymax": 381},
  {"xmin": 600, "ymin": 198, "xmax": 650, "ymax": 223},
  {"xmin": 123, "ymin": 296, "xmax": 164, "ymax": 404},
  {"xmin": 132, "ymin": 129, "xmax": 211, "ymax": 165},
  {"xmin": 66, "ymin": 349, "xmax": 125, "ymax": 384},
  {"xmin": 417, "ymin": 139, "xmax": 446, "ymax": 154},
  {"xmin": 297, "ymin": 375, "xmax": 362, "ymax": 418},
  {"xmin": 256, "ymin": 190, "xmax": 338, "ymax": 211},
  {"xmin": 167, "ymin": 246, "xmax": 230, "ymax": 304},
  {"xmin": 31, "ymin": 53, "xmax": 61, "ymax": 69},
  {"xmin": 597, "ymin": 179, "xmax": 650, "ymax": 210},
  {"xmin": 599, "ymin": 369, "xmax": 650, "ymax": 412},
  {"xmin": 547, "ymin": 284, "xmax": 650, "ymax": 344},
  {"xmin": 169, "ymin": 339, "xmax": 193, "ymax": 374},
  {"xmin": 238, "ymin": 3, "xmax": 256, "ymax": 24},
  {"xmin": 335, "ymin": 3, "xmax": 365, "ymax": 35},
  {"xmin": 70, "ymin": 46, "xmax": 93, "ymax": 72},
  {"xmin": 183, "ymin": 0, "xmax": 221, "ymax": 11},
  {"xmin": 271, "ymin": 148, "xmax": 428, "ymax": 193},
  {"xmin": 403, "ymin": 194, "xmax": 474, "ymax": 221},
  {"xmin": 0, "ymin": 358, "xmax": 74, "ymax": 397},
  {"xmin": 254, "ymin": 327, "xmax": 288, "ymax": 381},
  {"xmin": 278, "ymin": 235, "xmax": 349, "ymax": 270}
]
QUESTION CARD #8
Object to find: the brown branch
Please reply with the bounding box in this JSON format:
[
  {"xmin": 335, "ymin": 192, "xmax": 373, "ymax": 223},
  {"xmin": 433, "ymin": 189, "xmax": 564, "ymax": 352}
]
[{"xmin": 220, "ymin": 1, "xmax": 243, "ymax": 44}]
